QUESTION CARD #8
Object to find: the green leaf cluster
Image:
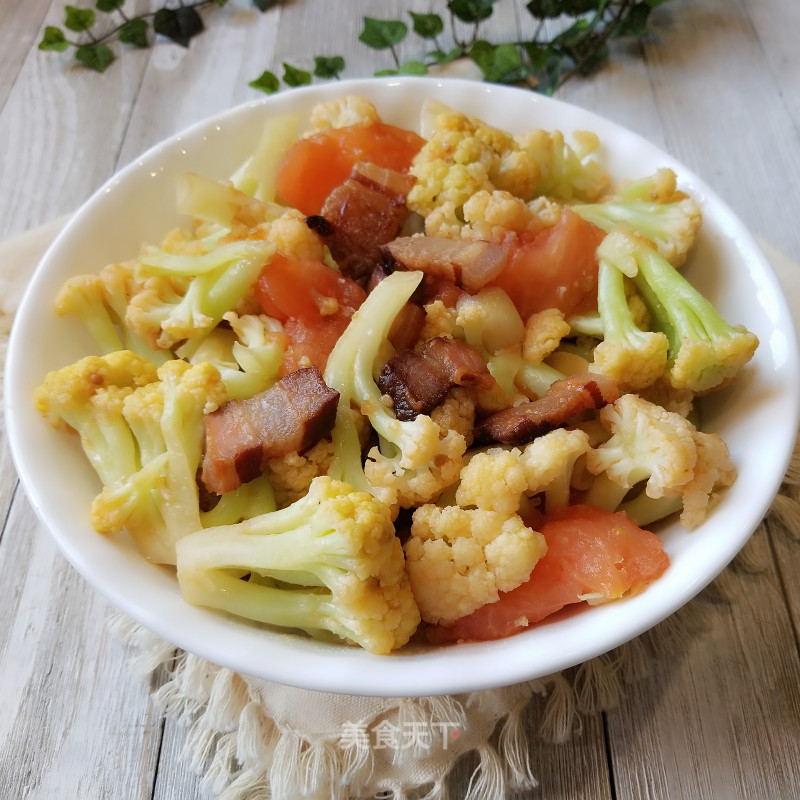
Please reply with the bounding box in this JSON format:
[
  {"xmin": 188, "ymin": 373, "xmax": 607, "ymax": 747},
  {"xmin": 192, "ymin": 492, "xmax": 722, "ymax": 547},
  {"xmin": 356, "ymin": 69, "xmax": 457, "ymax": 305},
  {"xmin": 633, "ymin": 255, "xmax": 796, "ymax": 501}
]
[
  {"xmin": 38, "ymin": 0, "xmax": 273, "ymax": 73},
  {"xmin": 249, "ymin": 0, "xmax": 670, "ymax": 96},
  {"xmin": 40, "ymin": 0, "xmax": 669, "ymax": 94}
]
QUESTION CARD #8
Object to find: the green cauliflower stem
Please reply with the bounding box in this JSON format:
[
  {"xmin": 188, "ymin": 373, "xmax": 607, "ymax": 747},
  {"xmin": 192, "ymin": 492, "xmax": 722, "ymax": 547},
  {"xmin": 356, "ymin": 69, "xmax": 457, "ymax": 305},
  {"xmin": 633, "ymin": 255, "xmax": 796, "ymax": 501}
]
[
  {"xmin": 54, "ymin": 265, "xmax": 171, "ymax": 364},
  {"xmin": 589, "ymin": 254, "xmax": 670, "ymax": 392},
  {"xmin": 572, "ymin": 168, "xmax": 702, "ymax": 267},
  {"xmin": 127, "ymin": 239, "xmax": 275, "ymax": 351},
  {"xmin": 175, "ymin": 476, "xmax": 421, "ymax": 654},
  {"xmin": 324, "ymin": 269, "xmax": 466, "ymax": 507},
  {"xmin": 183, "ymin": 311, "xmax": 285, "ymax": 400},
  {"xmin": 34, "ymin": 351, "xmax": 238, "ymax": 565}
]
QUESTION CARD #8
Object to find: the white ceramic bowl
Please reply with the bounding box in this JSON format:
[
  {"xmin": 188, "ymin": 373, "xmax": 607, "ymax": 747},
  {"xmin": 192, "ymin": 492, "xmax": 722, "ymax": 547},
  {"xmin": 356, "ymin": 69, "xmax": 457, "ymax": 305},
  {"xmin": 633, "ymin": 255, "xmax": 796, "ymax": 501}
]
[{"xmin": 6, "ymin": 78, "xmax": 799, "ymax": 696}]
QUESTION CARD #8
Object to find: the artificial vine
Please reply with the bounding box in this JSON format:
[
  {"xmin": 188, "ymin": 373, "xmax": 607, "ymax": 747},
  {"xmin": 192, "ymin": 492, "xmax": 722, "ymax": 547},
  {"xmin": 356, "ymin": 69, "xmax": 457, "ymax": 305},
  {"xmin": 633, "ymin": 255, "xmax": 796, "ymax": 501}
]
[{"xmin": 40, "ymin": 0, "xmax": 669, "ymax": 95}]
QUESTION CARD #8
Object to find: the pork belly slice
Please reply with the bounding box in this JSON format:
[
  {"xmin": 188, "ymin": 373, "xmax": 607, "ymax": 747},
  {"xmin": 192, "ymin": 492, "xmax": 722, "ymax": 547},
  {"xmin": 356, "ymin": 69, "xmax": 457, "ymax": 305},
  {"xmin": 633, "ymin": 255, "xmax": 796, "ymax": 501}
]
[
  {"xmin": 474, "ymin": 373, "xmax": 620, "ymax": 446},
  {"xmin": 381, "ymin": 236, "xmax": 510, "ymax": 294},
  {"xmin": 377, "ymin": 336, "xmax": 495, "ymax": 421},
  {"xmin": 306, "ymin": 161, "xmax": 415, "ymax": 281},
  {"xmin": 201, "ymin": 366, "xmax": 339, "ymax": 495}
]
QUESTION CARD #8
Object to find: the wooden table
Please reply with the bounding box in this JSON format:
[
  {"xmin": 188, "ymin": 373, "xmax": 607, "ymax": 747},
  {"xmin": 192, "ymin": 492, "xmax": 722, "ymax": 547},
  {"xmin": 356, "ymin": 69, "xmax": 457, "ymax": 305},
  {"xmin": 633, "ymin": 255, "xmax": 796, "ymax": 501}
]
[{"xmin": 2, "ymin": 1, "xmax": 799, "ymax": 797}]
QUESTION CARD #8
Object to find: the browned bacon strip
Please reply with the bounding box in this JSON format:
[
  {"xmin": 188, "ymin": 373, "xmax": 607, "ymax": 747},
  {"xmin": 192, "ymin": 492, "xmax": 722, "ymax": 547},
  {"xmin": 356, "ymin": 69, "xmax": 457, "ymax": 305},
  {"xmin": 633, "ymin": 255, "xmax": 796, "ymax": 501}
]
[
  {"xmin": 201, "ymin": 367, "xmax": 339, "ymax": 494},
  {"xmin": 474, "ymin": 373, "xmax": 619, "ymax": 446},
  {"xmin": 306, "ymin": 162, "xmax": 414, "ymax": 281},
  {"xmin": 378, "ymin": 337, "xmax": 495, "ymax": 421},
  {"xmin": 381, "ymin": 236, "xmax": 510, "ymax": 293}
]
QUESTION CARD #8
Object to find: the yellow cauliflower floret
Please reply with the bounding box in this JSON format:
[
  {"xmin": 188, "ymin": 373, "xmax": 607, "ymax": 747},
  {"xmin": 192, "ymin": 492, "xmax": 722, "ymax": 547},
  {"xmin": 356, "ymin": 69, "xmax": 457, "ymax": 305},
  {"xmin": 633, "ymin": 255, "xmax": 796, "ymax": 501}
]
[
  {"xmin": 430, "ymin": 387, "xmax": 476, "ymax": 447},
  {"xmin": 404, "ymin": 504, "xmax": 546, "ymax": 625},
  {"xmin": 309, "ymin": 95, "xmax": 381, "ymax": 130},
  {"xmin": 408, "ymin": 109, "xmax": 541, "ymax": 236},
  {"xmin": 523, "ymin": 308, "xmax": 571, "ymax": 365},
  {"xmin": 516, "ymin": 128, "xmax": 610, "ymax": 201},
  {"xmin": 364, "ymin": 427, "xmax": 466, "ymax": 509},
  {"xmin": 586, "ymin": 393, "xmax": 697, "ymax": 500},
  {"xmin": 520, "ymin": 428, "xmax": 592, "ymax": 512},
  {"xmin": 420, "ymin": 300, "xmax": 459, "ymax": 342},
  {"xmin": 267, "ymin": 439, "xmax": 335, "ymax": 507},
  {"xmin": 455, "ymin": 447, "xmax": 528, "ymax": 516},
  {"xmin": 266, "ymin": 209, "xmax": 326, "ymax": 262},
  {"xmin": 460, "ymin": 190, "xmax": 544, "ymax": 242},
  {"xmin": 671, "ymin": 430, "xmax": 736, "ymax": 529}
]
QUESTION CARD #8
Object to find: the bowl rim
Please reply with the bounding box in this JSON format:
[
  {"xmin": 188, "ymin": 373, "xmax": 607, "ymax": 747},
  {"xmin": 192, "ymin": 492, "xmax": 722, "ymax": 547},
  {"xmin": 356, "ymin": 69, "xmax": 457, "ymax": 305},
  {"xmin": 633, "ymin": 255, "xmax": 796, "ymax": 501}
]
[{"xmin": 6, "ymin": 76, "xmax": 800, "ymax": 696}]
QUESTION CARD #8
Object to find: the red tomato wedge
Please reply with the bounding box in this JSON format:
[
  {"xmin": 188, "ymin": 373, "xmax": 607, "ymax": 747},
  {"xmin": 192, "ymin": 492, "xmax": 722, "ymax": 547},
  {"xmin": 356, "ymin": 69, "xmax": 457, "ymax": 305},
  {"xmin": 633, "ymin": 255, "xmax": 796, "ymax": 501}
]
[
  {"xmin": 254, "ymin": 252, "xmax": 366, "ymax": 375},
  {"xmin": 275, "ymin": 122, "xmax": 426, "ymax": 216},
  {"xmin": 428, "ymin": 504, "xmax": 670, "ymax": 644},
  {"xmin": 489, "ymin": 208, "xmax": 606, "ymax": 320}
]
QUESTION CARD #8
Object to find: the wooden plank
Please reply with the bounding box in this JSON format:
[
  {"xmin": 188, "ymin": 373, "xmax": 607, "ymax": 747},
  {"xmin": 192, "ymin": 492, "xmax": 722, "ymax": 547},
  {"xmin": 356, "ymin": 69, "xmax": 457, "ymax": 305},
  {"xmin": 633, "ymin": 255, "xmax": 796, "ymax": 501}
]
[
  {"xmin": 0, "ymin": 0, "xmax": 51, "ymax": 110},
  {"xmin": 0, "ymin": 0, "xmax": 154, "ymax": 239},
  {"xmin": 0, "ymin": 490, "xmax": 163, "ymax": 799},
  {"xmin": 639, "ymin": 0, "xmax": 800, "ymax": 260},
  {"xmin": 607, "ymin": 529, "xmax": 800, "ymax": 799}
]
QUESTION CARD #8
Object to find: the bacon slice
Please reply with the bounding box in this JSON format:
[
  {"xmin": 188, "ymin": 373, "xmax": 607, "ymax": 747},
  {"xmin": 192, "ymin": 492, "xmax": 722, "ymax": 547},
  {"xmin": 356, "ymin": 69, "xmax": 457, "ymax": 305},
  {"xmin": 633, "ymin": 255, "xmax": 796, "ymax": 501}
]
[
  {"xmin": 306, "ymin": 162, "xmax": 414, "ymax": 281},
  {"xmin": 201, "ymin": 366, "xmax": 339, "ymax": 494},
  {"xmin": 474, "ymin": 373, "xmax": 619, "ymax": 446},
  {"xmin": 378, "ymin": 337, "xmax": 495, "ymax": 421},
  {"xmin": 381, "ymin": 236, "xmax": 510, "ymax": 293}
]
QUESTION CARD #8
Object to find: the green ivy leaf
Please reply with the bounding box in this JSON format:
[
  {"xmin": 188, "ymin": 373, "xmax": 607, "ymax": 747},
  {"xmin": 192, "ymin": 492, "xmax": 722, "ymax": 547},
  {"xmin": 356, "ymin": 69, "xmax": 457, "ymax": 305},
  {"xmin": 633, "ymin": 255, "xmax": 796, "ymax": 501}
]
[
  {"xmin": 282, "ymin": 63, "xmax": 312, "ymax": 87},
  {"xmin": 118, "ymin": 17, "xmax": 149, "ymax": 47},
  {"xmin": 359, "ymin": 17, "xmax": 408, "ymax": 50},
  {"xmin": 525, "ymin": 0, "xmax": 562, "ymax": 19},
  {"xmin": 470, "ymin": 40, "xmax": 528, "ymax": 83},
  {"xmin": 429, "ymin": 46, "xmax": 464, "ymax": 65},
  {"xmin": 95, "ymin": 0, "xmax": 124, "ymax": 11},
  {"xmin": 248, "ymin": 70, "xmax": 280, "ymax": 93},
  {"xmin": 409, "ymin": 12, "xmax": 444, "ymax": 39},
  {"xmin": 75, "ymin": 43, "xmax": 114, "ymax": 71},
  {"xmin": 522, "ymin": 41, "xmax": 555, "ymax": 71},
  {"xmin": 562, "ymin": 0, "xmax": 604, "ymax": 15},
  {"xmin": 153, "ymin": 7, "xmax": 204, "ymax": 47},
  {"xmin": 64, "ymin": 5, "xmax": 96, "ymax": 32},
  {"xmin": 398, "ymin": 59, "xmax": 428, "ymax": 75},
  {"xmin": 614, "ymin": 2, "xmax": 652, "ymax": 37},
  {"xmin": 448, "ymin": 0, "xmax": 498, "ymax": 24},
  {"xmin": 39, "ymin": 26, "xmax": 70, "ymax": 52},
  {"xmin": 374, "ymin": 68, "xmax": 398, "ymax": 76},
  {"xmin": 313, "ymin": 55, "xmax": 345, "ymax": 79}
]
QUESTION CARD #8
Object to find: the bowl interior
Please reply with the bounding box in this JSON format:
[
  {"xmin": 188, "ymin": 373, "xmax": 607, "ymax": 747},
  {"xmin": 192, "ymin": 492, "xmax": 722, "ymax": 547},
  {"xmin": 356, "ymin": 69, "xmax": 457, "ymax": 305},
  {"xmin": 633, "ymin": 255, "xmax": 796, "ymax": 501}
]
[{"xmin": 6, "ymin": 77, "xmax": 799, "ymax": 696}]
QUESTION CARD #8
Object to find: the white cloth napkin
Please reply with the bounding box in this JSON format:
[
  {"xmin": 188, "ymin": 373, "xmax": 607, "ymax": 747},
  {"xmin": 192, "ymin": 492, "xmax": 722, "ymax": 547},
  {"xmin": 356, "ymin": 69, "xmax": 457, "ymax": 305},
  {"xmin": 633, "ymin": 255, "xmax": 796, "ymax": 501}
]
[{"xmin": 2, "ymin": 218, "xmax": 799, "ymax": 800}]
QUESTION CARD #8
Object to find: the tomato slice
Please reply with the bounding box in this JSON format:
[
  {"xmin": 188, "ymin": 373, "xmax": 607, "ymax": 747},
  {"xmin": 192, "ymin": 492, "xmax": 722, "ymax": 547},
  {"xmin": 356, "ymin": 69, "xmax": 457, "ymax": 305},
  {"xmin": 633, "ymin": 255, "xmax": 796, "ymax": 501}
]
[
  {"xmin": 489, "ymin": 208, "xmax": 606, "ymax": 320},
  {"xmin": 428, "ymin": 504, "xmax": 670, "ymax": 644},
  {"xmin": 254, "ymin": 252, "xmax": 366, "ymax": 374},
  {"xmin": 275, "ymin": 122, "xmax": 425, "ymax": 216}
]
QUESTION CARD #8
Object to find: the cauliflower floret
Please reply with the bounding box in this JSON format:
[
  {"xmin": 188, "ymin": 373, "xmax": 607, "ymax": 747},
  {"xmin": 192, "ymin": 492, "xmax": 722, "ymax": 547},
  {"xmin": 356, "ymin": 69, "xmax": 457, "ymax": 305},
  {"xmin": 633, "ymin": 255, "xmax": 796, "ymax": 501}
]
[
  {"xmin": 267, "ymin": 439, "xmax": 335, "ymax": 506},
  {"xmin": 519, "ymin": 428, "xmax": 592, "ymax": 513},
  {"xmin": 265, "ymin": 208, "xmax": 326, "ymax": 262},
  {"xmin": 522, "ymin": 308, "xmax": 571, "ymax": 365},
  {"xmin": 672, "ymin": 430, "xmax": 736, "ymax": 528},
  {"xmin": 404, "ymin": 504, "xmax": 546, "ymax": 625},
  {"xmin": 430, "ymin": 387, "xmax": 476, "ymax": 447},
  {"xmin": 455, "ymin": 447, "xmax": 528, "ymax": 515},
  {"xmin": 516, "ymin": 128, "xmax": 610, "ymax": 202},
  {"xmin": 460, "ymin": 189, "xmax": 545, "ymax": 242},
  {"xmin": 586, "ymin": 394, "xmax": 697, "ymax": 502},
  {"xmin": 364, "ymin": 426, "xmax": 466, "ymax": 509},
  {"xmin": 309, "ymin": 96, "xmax": 381, "ymax": 130},
  {"xmin": 420, "ymin": 299, "xmax": 460, "ymax": 342},
  {"xmin": 408, "ymin": 109, "xmax": 541, "ymax": 236}
]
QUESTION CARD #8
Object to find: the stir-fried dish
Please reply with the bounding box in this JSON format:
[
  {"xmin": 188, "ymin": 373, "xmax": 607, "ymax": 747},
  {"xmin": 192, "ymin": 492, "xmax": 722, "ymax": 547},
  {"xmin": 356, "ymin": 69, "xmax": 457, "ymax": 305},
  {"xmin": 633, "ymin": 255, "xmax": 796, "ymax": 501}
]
[{"xmin": 33, "ymin": 95, "xmax": 758, "ymax": 654}]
